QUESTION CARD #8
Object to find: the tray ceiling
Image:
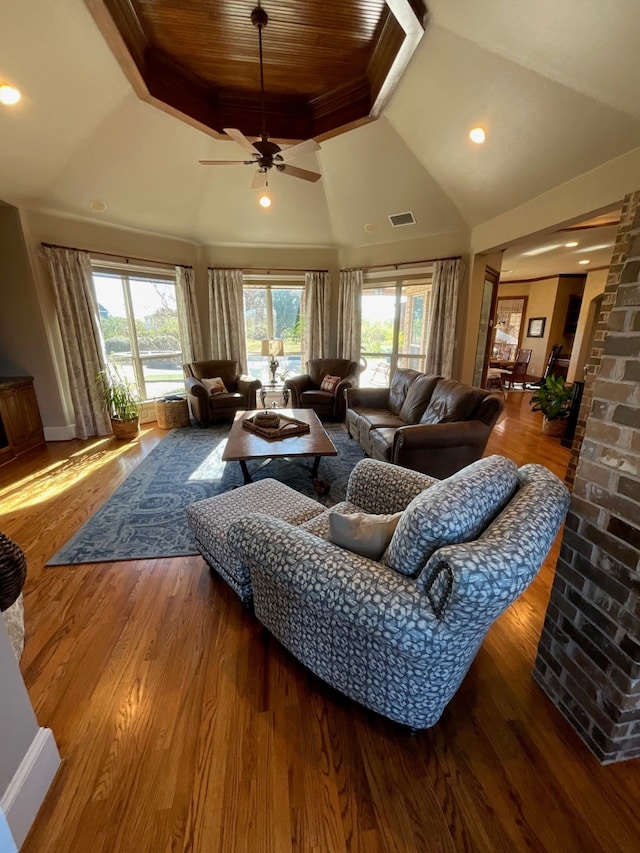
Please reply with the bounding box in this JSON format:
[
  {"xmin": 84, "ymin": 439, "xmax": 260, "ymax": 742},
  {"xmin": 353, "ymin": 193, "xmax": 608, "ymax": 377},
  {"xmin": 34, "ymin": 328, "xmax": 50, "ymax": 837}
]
[{"xmin": 85, "ymin": 0, "xmax": 427, "ymax": 141}]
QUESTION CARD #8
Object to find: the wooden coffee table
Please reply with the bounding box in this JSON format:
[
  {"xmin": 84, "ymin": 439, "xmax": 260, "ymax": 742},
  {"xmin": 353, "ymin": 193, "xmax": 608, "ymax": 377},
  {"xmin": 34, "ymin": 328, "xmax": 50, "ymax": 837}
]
[{"xmin": 222, "ymin": 408, "xmax": 337, "ymax": 493}]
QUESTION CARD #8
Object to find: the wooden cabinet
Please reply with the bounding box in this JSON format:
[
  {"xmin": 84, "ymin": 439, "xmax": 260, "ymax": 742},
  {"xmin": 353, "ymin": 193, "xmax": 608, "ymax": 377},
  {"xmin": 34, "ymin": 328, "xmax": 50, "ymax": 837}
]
[{"xmin": 0, "ymin": 377, "xmax": 45, "ymax": 464}]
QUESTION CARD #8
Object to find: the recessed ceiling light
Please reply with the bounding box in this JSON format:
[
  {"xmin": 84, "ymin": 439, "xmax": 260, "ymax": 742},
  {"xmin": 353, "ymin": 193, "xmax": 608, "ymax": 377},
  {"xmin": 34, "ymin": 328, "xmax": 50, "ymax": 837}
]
[
  {"xmin": 90, "ymin": 200, "xmax": 107, "ymax": 212},
  {"xmin": 578, "ymin": 259, "xmax": 590, "ymax": 265},
  {"xmin": 364, "ymin": 223, "xmax": 377, "ymax": 233},
  {"xmin": 0, "ymin": 84, "xmax": 21, "ymax": 106},
  {"xmin": 469, "ymin": 127, "xmax": 486, "ymax": 144},
  {"xmin": 565, "ymin": 241, "xmax": 579, "ymax": 248}
]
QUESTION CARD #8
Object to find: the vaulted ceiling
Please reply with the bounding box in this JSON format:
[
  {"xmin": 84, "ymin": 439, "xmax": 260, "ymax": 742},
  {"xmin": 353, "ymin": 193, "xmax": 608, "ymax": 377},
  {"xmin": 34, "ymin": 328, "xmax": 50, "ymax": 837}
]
[{"xmin": 1, "ymin": 0, "xmax": 639, "ymax": 261}]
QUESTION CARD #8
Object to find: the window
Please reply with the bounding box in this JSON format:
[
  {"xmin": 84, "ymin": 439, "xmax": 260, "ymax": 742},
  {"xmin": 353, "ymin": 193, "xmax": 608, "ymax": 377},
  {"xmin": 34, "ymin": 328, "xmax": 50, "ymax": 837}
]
[
  {"xmin": 93, "ymin": 267, "xmax": 184, "ymax": 401},
  {"xmin": 243, "ymin": 278, "xmax": 305, "ymax": 382},
  {"xmin": 491, "ymin": 296, "xmax": 527, "ymax": 362},
  {"xmin": 360, "ymin": 270, "xmax": 433, "ymax": 387}
]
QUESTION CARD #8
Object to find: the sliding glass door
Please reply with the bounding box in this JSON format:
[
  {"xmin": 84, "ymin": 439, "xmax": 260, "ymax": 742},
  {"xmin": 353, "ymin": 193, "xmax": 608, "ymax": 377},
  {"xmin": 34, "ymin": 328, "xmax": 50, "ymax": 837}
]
[
  {"xmin": 93, "ymin": 269, "xmax": 184, "ymax": 400},
  {"xmin": 360, "ymin": 271, "xmax": 432, "ymax": 387}
]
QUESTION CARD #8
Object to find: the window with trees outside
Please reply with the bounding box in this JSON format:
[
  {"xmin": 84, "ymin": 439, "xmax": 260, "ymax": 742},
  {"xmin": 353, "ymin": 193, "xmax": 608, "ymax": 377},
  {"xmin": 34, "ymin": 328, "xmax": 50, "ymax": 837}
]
[
  {"xmin": 243, "ymin": 278, "xmax": 305, "ymax": 383},
  {"xmin": 360, "ymin": 270, "xmax": 433, "ymax": 387},
  {"xmin": 93, "ymin": 267, "xmax": 184, "ymax": 401},
  {"xmin": 491, "ymin": 296, "xmax": 527, "ymax": 362}
]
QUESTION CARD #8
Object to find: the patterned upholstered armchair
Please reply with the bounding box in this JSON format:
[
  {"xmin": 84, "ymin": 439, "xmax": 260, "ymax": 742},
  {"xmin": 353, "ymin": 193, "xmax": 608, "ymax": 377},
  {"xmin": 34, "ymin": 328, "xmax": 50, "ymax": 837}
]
[{"xmin": 227, "ymin": 456, "xmax": 570, "ymax": 730}]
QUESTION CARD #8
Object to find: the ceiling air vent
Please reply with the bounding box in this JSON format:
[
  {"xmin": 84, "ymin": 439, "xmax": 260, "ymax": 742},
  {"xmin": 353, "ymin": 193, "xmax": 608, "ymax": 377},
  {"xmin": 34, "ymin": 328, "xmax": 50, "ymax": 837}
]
[{"xmin": 388, "ymin": 211, "xmax": 416, "ymax": 227}]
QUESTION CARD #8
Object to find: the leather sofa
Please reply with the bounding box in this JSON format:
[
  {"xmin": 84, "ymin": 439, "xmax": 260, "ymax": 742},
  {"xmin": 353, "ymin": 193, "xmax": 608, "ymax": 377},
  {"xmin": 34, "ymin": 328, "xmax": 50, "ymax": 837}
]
[
  {"xmin": 284, "ymin": 358, "xmax": 359, "ymax": 420},
  {"xmin": 183, "ymin": 359, "xmax": 262, "ymax": 425},
  {"xmin": 345, "ymin": 368, "xmax": 504, "ymax": 479}
]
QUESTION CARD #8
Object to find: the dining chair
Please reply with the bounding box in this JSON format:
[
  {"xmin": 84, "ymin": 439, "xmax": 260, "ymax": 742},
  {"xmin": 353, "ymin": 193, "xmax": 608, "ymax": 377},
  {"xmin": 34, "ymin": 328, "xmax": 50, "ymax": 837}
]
[{"xmin": 503, "ymin": 349, "xmax": 532, "ymax": 390}]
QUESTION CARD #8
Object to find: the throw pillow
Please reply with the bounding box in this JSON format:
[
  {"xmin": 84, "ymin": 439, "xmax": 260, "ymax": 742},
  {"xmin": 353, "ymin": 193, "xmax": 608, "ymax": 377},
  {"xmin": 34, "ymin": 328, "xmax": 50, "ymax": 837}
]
[
  {"xmin": 328, "ymin": 511, "xmax": 403, "ymax": 561},
  {"xmin": 384, "ymin": 455, "xmax": 518, "ymax": 576},
  {"xmin": 320, "ymin": 374, "xmax": 341, "ymax": 393},
  {"xmin": 201, "ymin": 377, "xmax": 227, "ymax": 395}
]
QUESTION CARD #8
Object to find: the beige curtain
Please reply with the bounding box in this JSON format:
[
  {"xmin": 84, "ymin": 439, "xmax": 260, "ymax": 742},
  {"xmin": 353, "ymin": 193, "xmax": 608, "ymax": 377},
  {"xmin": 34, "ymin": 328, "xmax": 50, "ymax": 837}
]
[
  {"xmin": 208, "ymin": 268, "xmax": 247, "ymax": 371},
  {"xmin": 424, "ymin": 259, "xmax": 462, "ymax": 377},
  {"xmin": 42, "ymin": 246, "xmax": 111, "ymax": 439},
  {"xmin": 175, "ymin": 265, "xmax": 203, "ymax": 363},
  {"xmin": 304, "ymin": 271, "xmax": 329, "ymax": 363},
  {"xmin": 337, "ymin": 269, "xmax": 363, "ymax": 362}
]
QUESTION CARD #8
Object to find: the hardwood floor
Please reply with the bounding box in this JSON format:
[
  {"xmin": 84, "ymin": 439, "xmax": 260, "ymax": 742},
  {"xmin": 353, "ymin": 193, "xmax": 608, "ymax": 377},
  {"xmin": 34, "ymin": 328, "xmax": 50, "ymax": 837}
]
[{"xmin": 2, "ymin": 394, "xmax": 639, "ymax": 852}]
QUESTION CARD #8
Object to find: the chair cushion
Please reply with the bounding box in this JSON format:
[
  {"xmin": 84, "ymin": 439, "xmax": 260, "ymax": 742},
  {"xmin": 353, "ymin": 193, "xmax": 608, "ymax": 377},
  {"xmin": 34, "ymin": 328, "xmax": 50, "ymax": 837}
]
[
  {"xmin": 388, "ymin": 368, "xmax": 421, "ymax": 415},
  {"xmin": 398, "ymin": 373, "xmax": 440, "ymax": 423},
  {"xmin": 201, "ymin": 377, "xmax": 227, "ymax": 395},
  {"xmin": 320, "ymin": 374, "xmax": 341, "ymax": 393},
  {"xmin": 384, "ymin": 455, "xmax": 518, "ymax": 576},
  {"xmin": 419, "ymin": 379, "xmax": 484, "ymax": 425},
  {"xmin": 328, "ymin": 511, "xmax": 402, "ymax": 561}
]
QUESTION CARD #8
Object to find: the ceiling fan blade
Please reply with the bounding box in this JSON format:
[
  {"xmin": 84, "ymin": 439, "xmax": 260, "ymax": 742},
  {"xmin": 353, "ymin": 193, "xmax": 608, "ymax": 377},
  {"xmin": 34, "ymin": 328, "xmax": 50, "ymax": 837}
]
[
  {"xmin": 279, "ymin": 163, "xmax": 322, "ymax": 183},
  {"xmin": 251, "ymin": 170, "xmax": 268, "ymax": 190},
  {"xmin": 223, "ymin": 127, "xmax": 260, "ymax": 155},
  {"xmin": 199, "ymin": 159, "xmax": 253, "ymax": 165},
  {"xmin": 279, "ymin": 139, "xmax": 321, "ymax": 161}
]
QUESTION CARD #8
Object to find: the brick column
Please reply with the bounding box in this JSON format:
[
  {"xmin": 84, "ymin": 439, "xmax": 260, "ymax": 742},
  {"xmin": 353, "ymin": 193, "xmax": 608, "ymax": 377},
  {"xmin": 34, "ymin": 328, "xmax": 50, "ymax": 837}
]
[{"xmin": 533, "ymin": 190, "xmax": 640, "ymax": 764}]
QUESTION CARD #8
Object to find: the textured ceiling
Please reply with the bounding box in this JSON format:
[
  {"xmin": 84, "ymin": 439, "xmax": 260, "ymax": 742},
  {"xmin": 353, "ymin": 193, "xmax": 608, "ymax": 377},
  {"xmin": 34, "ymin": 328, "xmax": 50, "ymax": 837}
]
[{"xmin": 1, "ymin": 0, "xmax": 639, "ymax": 263}]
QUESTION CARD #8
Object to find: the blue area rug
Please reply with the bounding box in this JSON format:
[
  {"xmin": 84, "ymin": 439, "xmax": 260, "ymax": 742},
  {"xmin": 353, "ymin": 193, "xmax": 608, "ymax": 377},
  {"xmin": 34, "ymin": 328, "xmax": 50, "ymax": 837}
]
[{"xmin": 47, "ymin": 423, "xmax": 366, "ymax": 565}]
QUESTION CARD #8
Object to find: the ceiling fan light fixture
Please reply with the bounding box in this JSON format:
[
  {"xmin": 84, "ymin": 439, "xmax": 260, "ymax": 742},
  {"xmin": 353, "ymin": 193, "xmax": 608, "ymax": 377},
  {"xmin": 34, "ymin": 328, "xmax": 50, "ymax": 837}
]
[
  {"xmin": 469, "ymin": 126, "xmax": 486, "ymax": 144},
  {"xmin": 199, "ymin": 6, "xmax": 321, "ymax": 188},
  {"xmin": 258, "ymin": 192, "xmax": 272, "ymax": 209}
]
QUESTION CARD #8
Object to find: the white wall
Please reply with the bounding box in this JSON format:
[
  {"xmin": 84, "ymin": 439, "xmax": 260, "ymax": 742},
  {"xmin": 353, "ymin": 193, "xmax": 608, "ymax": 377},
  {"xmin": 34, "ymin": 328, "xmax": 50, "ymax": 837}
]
[
  {"xmin": 569, "ymin": 269, "xmax": 608, "ymax": 381},
  {"xmin": 0, "ymin": 620, "xmax": 60, "ymax": 850}
]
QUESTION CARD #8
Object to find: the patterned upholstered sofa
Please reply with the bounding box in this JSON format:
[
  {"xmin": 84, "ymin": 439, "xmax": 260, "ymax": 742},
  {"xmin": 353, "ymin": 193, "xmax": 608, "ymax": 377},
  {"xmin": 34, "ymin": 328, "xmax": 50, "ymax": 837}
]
[
  {"xmin": 226, "ymin": 455, "xmax": 570, "ymax": 730},
  {"xmin": 345, "ymin": 368, "xmax": 504, "ymax": 479}
]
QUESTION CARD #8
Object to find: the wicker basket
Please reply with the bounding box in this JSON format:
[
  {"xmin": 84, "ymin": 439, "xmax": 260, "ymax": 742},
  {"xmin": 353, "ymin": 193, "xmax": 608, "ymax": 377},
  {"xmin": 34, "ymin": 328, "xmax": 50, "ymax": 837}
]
[
  {"xmin": 156, "ymin": 398, "xmax": 190, "ymax": 429},
  {"xmin": 0, "ymin": 531, "xmax": 27, "ymax": 612}
]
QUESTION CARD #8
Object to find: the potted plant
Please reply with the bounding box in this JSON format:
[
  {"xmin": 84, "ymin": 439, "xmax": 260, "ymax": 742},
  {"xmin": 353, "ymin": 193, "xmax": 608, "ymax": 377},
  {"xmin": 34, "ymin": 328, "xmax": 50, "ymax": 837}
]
[
  {"xmin": 530, "ymin": 374, "xmax": 574, "ymax": 437},
  {"xmin": 98, "ymin": 368, "xmax": 140, "ymax": 440}
]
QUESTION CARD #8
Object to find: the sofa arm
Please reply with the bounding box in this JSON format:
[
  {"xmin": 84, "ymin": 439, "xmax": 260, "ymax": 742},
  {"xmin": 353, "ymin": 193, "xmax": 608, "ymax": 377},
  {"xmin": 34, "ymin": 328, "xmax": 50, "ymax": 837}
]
[
  {"xmin": 227, "ymin": 513, "xmax": 440, "ymax": 655},
  {"xmin": 284, "ymin": 374, "xmax": 313, "ymax": 405},
  {"xmin": 346, "ymin": 458, "xmax": 437, "ymax": 514},
  {"xmin": 393, "ymin": 421, "xmax": 492, "ymax": 478},
  {"xmin": 238, "ymin": 375, "xmax": 261, "ymax": 396},
  {"xmin": 185, "ymin": 376, "xmax": 207, "ymax": 401},
  {"xmin": 345, "ymin": 386, "xmax": 390, "ymax": 409}
]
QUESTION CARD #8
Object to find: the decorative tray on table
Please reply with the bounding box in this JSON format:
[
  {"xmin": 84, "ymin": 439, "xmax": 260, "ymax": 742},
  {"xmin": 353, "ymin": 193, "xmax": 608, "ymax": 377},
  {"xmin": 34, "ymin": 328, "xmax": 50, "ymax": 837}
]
[{"xmin": 242, "ymin": 412, "xmax": 310, "ymax": 440}]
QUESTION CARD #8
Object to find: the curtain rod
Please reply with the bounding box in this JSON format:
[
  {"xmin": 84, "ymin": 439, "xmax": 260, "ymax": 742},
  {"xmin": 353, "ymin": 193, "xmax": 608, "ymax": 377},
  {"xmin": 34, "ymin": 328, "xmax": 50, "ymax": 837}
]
[
  {"xmin": 41, "ymin": 242, "xmax": 186, "ymax": 269},
  {"xmin": 342, "ymin": 254, "xmax": 460, "ymax": 273},
  {"xmin": 209, "ymin": 266, "xmax": 328, "ymax": 273}
]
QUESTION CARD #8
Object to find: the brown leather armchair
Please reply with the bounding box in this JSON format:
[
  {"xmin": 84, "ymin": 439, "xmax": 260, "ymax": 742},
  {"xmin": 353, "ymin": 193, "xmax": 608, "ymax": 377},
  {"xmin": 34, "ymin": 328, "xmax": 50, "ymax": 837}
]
[
  {"xmin": 183, "ymin": 360, "xmax": 261, "ymax": 425},
  {"xmin": 284, "ymin": 358, "xmax": 359, "ymax": 420}
]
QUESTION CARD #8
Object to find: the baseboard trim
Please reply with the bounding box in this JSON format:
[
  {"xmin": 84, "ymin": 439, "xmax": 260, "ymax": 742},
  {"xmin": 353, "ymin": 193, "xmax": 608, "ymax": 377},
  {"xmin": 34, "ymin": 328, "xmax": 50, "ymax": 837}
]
[
  {"xmin": 43, "ymin": 425, "xmax": 76, "ymax": 441},
  {"xmin": 0, "ymin": 728, "xmax": 61, "ymax": 849}
]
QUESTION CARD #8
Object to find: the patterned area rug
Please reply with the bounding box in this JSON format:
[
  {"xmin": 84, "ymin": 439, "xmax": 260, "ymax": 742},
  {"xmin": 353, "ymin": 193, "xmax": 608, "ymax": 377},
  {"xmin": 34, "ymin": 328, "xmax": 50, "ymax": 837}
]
[{"xmin": 47, "ymin": 423, "xmax": 366, "ymax": 565}]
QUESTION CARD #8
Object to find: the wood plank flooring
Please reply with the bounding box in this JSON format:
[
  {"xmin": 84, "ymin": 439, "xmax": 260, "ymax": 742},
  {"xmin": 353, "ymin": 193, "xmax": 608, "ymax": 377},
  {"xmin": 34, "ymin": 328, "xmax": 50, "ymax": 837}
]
[{"xmin": 2, "ymin": 392, "xmax": 639, "ymax": 852}]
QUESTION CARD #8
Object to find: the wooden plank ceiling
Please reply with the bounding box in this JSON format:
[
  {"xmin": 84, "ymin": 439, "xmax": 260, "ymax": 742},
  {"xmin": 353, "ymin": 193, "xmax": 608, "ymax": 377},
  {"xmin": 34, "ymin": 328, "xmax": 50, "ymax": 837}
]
[{"xmin": 85, "ymin": 0, "xmax": 427, "ymax": 141}]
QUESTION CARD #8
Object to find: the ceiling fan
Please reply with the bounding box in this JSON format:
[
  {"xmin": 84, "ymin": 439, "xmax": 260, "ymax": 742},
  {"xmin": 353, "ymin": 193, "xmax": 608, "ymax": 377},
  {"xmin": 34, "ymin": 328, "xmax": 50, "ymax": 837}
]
[{"xmin": 199, "ymin": 4, "xmax": 321, "ymax": 189}]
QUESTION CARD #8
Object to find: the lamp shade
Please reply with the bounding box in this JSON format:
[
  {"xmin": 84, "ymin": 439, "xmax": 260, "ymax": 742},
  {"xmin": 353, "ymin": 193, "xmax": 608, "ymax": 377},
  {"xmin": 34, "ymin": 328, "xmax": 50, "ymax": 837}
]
[{"xmin": 261, "ymin": 339, "xmax": 285, "ymax": 357}]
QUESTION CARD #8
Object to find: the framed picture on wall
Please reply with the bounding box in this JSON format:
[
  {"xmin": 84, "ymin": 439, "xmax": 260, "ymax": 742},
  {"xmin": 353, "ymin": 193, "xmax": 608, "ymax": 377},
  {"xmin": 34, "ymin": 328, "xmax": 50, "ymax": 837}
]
[{"xmin": 527, "ymin": 317, "xmax": 546, "ymax": 338}]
